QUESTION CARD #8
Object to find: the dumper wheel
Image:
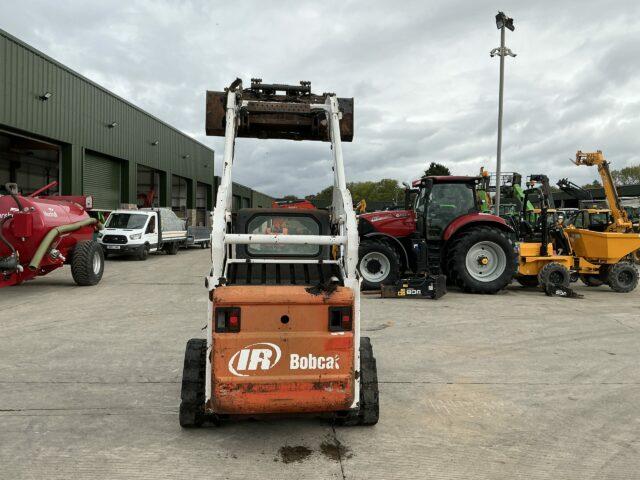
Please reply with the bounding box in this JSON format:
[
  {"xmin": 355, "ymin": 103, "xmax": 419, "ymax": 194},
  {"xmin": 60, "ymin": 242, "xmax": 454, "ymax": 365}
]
[
  {"xmin": 179, "ymin": 338, "xmax": 207, "ymax": 428},
  {"xmin": 579, "ymin": 274, "xmax": 603, "ymax": 287},
  {"xmin": 607, "ymin": 262, "xmax": 639, "ymax": 293},
  {"xmin": 338, "ymin": 337, "xmax": 379, "ymax": 426},
  {"xmin": 71, "ymin": 240, "xmax": 104, "ymax": 286},
  {"xmin": 538, "ymin": 262, "xmax": 570, "ymax": 289}
]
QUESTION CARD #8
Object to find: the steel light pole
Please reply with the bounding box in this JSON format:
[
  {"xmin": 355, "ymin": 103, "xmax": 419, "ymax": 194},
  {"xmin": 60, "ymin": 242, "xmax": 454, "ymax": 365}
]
[{"xmin": 490, "ymin": 11, "xmax": 516, "ymax": 215}]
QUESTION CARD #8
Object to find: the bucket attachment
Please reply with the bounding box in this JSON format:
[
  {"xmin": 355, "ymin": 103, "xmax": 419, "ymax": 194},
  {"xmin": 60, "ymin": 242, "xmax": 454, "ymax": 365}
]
[
  {"xmin": 380, "ymin": 275, "xmax": 447, "ymax": 299},
  {"xmin": 205, "ymin": 78, "xmax": 354, "ymax": 142}
]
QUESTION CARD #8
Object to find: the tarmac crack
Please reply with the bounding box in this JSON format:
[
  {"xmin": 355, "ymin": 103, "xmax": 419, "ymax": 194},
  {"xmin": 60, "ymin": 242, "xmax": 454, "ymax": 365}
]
[{"xmin": 330, "ymin": 424, "xmax": 347, "ymax": 480}]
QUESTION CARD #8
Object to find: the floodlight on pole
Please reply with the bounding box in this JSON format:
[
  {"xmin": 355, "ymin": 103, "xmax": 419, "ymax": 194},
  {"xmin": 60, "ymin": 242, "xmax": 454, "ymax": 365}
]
[{"xmin": 490, "ymin": 11, "xmax": 516, "ymax": 215}]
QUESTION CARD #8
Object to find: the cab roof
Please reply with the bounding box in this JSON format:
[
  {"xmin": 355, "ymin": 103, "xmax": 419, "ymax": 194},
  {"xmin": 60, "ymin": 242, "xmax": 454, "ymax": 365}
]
[{"xmin": 412, "ymin": 176, "xmax": 480, "ymax": 187}]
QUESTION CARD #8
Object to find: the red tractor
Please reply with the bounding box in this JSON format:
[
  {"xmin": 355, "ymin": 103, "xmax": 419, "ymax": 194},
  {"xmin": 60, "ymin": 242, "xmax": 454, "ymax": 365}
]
[
  {"xmin": 357, "ymin": 175, "xmax": 517, "ymax": 294},
  {"xmin": 0, "ymin": 182, "xmax": 104, "ymax": 288}
]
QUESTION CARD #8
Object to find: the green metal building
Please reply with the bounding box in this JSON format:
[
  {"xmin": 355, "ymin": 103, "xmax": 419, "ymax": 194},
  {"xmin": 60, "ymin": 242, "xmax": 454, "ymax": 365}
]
[{"xmin": 0, "ymin": 28, "xmax": 272, "ymax": 220}]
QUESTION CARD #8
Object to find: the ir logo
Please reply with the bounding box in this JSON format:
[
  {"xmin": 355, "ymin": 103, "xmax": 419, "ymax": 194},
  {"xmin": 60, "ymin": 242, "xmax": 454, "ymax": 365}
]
[{"xmin": 228, "ymin": 343, "xmax": 282, "ymax": 377}]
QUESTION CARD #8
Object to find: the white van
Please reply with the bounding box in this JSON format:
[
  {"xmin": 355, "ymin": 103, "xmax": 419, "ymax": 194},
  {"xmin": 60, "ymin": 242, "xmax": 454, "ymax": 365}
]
[{"xmin": 98, "ymin": 208, "xmax": 187, "ymax": 260}]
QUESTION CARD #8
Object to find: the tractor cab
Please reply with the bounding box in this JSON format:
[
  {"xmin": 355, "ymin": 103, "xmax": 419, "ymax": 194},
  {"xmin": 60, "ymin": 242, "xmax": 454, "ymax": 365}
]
[{"xmin": 413, "ymin": 176, "xmax": 482, "ymax": 241}]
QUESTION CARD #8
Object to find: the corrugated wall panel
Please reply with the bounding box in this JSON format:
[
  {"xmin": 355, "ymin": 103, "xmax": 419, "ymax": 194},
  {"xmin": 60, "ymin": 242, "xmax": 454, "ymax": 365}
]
[{"xmin": 0, "ymin": 29, "xmax": 215, "ymax": 187}]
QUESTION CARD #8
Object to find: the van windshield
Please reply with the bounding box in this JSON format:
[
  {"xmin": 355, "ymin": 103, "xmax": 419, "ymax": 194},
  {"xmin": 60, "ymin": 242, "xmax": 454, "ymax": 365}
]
[{"xmin": 106, "ymin": 213, "xmax": 148, "ymax": 230}]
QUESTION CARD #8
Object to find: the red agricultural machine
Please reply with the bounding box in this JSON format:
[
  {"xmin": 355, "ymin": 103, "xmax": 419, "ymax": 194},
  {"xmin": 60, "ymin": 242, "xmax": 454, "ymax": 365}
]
[
  {"xmin": 0, "ymin": 182, "xmax": 105, "ymax": 288},
  {"xmin": 357, "ymin": 175, "xmax": 518, "ymax": 294}
]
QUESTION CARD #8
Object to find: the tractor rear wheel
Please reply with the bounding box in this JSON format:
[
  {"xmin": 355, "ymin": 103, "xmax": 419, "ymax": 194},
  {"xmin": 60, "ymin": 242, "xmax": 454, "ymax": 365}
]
[
  {"xmin": 358, "ymin": 241, "xmax": 400, "ymax": 290},
  {"xmin": 580, "ymin": 274, "xmax": 603, "ymax": 287},
  {"xmin": 71, "ymin": 240, "xmax": 104, "ymax": 286},
  {"xmin": 538, "ymin": 262, "xmax": 570, "ymax": 289},
  {"xmin": 337, "ymin": 336, "xmax": 379, "ymax": 426},
  {"xmin": 607, "ymin": 262, "xmax": 639, "ymax": 293},
  {"xmin": 448, "ymin": 227, "xmax": 517, "ymax": 294},
  {"xmin": 179, "ymin": 338, "xmax": 207, "ymax": 428}
]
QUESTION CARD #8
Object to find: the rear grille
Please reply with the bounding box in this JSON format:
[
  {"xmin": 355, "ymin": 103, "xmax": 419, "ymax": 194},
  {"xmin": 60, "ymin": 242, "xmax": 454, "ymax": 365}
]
[
  {"xmin": 102, "ymin": 234, "xmax": 128, "ymax": 244},
  {"xmin": 227, "ymin": 262, "xmax": 342, "ymax": 286}
]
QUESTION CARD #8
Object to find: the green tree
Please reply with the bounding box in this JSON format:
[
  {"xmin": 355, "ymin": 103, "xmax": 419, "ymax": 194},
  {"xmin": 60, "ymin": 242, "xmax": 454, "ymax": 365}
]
[
  {"xmin": 611, "ymin": 165, "xmax": 640, "ymax": 186},
  {"xmin": 308, "ymin": 179, "xmax": 404, "ymax": 207},
  {"xmin": 424, "ymin": 162, "xmax": 451, "ymax": 176},
  {"xmin": 582, "ymin": 180, "xmax": 601, "ymax": 189}
]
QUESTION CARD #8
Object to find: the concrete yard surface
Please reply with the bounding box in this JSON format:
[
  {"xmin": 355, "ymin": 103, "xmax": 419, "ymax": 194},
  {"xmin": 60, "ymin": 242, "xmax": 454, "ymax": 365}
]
[{"xmin": 1, "ymin": 249, "xmax": 639, "ymax": 479}]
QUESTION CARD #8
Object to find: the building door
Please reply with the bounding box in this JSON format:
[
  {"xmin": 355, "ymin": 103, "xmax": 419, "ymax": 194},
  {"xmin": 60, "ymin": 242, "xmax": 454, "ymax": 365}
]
[
  {"xmin": 83, "ymin": 151, "xmax": 121, "ymax": 210},
  {"xmin": 0, "ymin": 130, "xmax": 60, "ymax": 196}
]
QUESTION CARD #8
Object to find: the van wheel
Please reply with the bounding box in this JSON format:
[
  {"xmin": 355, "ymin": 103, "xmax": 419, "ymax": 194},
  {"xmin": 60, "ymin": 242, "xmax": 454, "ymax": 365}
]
[
  {"xmin": 179, "ymin": 338, "xmax": 207, "ymax": 428},
  {"xmin": 164, "ymin": 242, "xmax": 179, "ymax": 255},
  {"xmin": 71, "ymin": 240, "xmax": 105, "ymax": 286},
  {"xmin": 137, "ymin": 245, "xmax": 150, "ymax": 261},
  {"xmin": 337, "ymin": 337, "xmax": 379, "ymax": 426}
]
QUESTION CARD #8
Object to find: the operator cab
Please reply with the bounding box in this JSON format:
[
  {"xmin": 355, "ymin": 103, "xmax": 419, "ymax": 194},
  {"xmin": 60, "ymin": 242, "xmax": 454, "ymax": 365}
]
[
  {"xmin": 226, "ymin": 208, "xmax": 342, "ymax": 286},
  {"xmin": 413, "ymin": 176, "xmax": 480, "ymax": 240}
]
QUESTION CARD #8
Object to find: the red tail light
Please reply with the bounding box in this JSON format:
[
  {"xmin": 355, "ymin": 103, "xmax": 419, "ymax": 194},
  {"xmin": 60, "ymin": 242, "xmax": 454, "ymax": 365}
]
[
  {"xmin": 215, "ymin": 307, "xmax": 241, "ymax": 333},
  {"xmin": 329, "ymin": 307, "xmax": 352, "ymax": 332}
]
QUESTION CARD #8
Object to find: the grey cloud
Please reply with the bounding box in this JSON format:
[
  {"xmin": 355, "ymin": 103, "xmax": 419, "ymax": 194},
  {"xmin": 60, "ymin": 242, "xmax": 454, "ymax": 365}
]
[{"xmin": 3, "ymin": 0, "xmax": 640, "ymax": 195}]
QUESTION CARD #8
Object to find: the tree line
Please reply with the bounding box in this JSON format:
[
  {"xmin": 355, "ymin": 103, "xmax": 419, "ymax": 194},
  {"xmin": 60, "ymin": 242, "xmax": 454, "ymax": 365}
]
[{"xmin": 288, "ymin": 162, "xmax": 640, "ymax": 206}]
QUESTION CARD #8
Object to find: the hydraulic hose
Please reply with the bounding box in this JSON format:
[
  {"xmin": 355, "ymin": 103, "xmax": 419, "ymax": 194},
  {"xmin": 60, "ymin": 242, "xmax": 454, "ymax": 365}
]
[
  {"xmin": 0, "ymin": 216, "xmax": 17, "ymax": 258},
  {"xmin": 28, "ymin": 218, "xmax": 97, "ymax": 271}
]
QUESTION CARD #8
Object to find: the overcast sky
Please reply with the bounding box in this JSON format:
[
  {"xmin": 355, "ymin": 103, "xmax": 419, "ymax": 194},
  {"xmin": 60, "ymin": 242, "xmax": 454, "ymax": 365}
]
[{"xmin": 3, "ymin": 1, "xmax": 640, "ymax": 197}]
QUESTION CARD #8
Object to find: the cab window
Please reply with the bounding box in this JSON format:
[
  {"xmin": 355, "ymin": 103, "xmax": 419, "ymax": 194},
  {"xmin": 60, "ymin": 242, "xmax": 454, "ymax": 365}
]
[{"xmin": 425, "ymin": 183, "xmax": 476, "ymax": 240}]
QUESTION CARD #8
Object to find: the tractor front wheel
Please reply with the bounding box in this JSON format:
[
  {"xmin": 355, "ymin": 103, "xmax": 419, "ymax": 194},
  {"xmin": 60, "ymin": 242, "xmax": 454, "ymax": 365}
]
[
  {"xmin": 358, "ymin": 241, "xmax": 400, "ymax": 290},
  {"xmin": 71, "ymin": 240, "xmax": 105, "ymax": 286},
  {"xmin": 448, "ymin": 227, "xmax": 517, "ymax": 294},
  {"xmin": 607, "ymin": 262, "xmax": 639, "ymax": 293}
]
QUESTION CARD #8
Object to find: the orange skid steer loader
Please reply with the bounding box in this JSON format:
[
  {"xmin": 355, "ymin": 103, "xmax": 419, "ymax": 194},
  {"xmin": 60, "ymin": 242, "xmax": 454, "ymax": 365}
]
[{"xmin": 179, "ymin": 79, "xmax": 379, "ymax": 427}]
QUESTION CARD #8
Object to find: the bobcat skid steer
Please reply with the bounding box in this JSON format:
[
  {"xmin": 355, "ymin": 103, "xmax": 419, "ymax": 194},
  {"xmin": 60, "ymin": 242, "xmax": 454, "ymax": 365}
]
[{"xmin": 179, "ymin": 79, "xmax": 379, "ymax": 427}]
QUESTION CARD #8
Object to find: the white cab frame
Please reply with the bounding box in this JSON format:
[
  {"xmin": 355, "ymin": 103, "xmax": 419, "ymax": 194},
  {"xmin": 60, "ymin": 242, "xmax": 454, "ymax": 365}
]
[{"xmin": 204, "ymin": 88, "xmax": 361, "ymax": 409}]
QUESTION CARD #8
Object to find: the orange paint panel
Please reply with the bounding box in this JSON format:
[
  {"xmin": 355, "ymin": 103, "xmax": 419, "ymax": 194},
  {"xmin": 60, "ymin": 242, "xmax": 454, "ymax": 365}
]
[{"xmin": 210, "ymin": 285, "xmax": 355, "ymax": 415}]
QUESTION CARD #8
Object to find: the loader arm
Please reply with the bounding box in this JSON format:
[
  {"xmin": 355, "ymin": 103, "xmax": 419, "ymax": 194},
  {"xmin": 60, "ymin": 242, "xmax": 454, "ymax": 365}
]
[{"xmin": 574, "ymin": 150, "xmax": 632, "ymax": 232}]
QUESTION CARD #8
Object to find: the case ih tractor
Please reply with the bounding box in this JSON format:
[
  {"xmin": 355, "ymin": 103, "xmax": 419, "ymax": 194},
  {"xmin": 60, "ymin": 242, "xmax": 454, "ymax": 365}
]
[
  {"xmin": 179, "ymin": 79, "xmax": 378, "ymax": 427},
  {"xmin": 358, "ymin": 176, "xmax": 517, "ymax": 293},
  {"xmin": 0, "ymin": 182, "xmax": 104, "ymax": 287}
]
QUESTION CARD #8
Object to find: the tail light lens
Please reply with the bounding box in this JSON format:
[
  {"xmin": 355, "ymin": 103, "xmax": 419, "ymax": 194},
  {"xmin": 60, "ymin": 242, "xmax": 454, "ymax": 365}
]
[
  {"xmin": 329, "ymin": 306, "xmax": 352, "ymax": 332},
  {"xmin": 215, "ymin": 307, "xmax": 241, "ymax": 333}
]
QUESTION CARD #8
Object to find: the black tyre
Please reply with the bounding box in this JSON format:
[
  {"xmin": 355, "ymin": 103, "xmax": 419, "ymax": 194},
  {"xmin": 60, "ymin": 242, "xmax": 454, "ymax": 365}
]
[
  {"xmin": 358, "ymin": 241, "xmax": 400, "ymax": 290},
  {"xmin": 579, "ymin": 274, "xmax": 603, "ymax": 287},
  {"xmin": 179, "ymin": 338, "xmax": 207, "ymax": 428},
  {"xmin": 337, "ymin": 337, "xmax": 379, "ymax": 426},
  {"xmin": 137, "ymin": 244, "xmax": 150, "ymax": 261},
  {"xmin": 538, "ymin": 262, "xmax": 570, "ymax": 288},
  {"xmin": 447, "ymin": 227, "xmax": 517, "ymax": 294},
  {"xmin": 516, "ymin": 275, "xmax": 539, "ymax": 287},
  {"xmin": 607, "ymin": 262, "xmax": 639, "ymax": 293},
  {"xmin": 164, "ymin": 242, "xmax": 179, "ymax": 255},
  {"xmin": 70, "ymin": 240, "xmax": 104, "ymax": 286}
]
